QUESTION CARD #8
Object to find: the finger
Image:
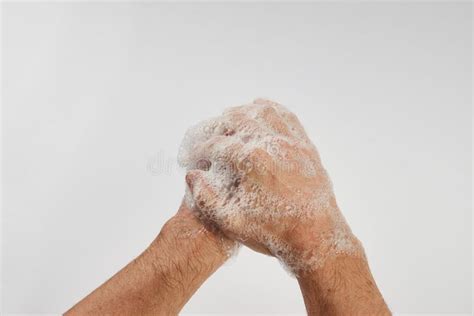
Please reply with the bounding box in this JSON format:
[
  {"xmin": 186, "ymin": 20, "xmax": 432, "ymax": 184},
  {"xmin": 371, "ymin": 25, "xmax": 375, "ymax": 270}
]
[
  {"xmin": 253, "ymin": 98, "xmax": 279, "ymax": 107},
  {"xmin": 192, "ymin": 136, "xmax": 245, "ymax": 171},
  {"xmin": 253, "ymin": 99, "xmax": 309, "ymax": 140},
  {"xmin": 281, "ymin": 111, "xmax": 309, "ymax": 140},
  {"xmin": 255, "ymin": 105, "xmax": 292, "ymax": 137},
  {"xmin": 185, "ymin": 170, "xmax": 223, "ymax": 222},
  {"xmin": 178, "ymin": 117, "xmax": 219, "ymax": 168}
]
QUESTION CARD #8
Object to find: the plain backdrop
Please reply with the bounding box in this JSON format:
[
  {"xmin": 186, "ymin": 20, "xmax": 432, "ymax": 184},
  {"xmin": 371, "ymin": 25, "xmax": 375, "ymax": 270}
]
[{"xmin": 2, "ymin": 2, "xmax": 472, "ymax": 314}]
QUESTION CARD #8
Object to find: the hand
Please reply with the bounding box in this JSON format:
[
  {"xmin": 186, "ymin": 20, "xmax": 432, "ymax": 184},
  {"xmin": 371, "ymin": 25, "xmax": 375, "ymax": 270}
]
[
  {"xmin": 181, "ymin": 99, "xmax": 390, "ymax": 315},
  {"xmin": 181, "ymin": 98, "xmax": 361, "ymax": 272}
]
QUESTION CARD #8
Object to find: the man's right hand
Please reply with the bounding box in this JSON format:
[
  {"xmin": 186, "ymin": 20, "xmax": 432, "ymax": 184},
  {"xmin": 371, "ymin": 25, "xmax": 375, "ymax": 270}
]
[
  {"xmin": 183, "ymin": 98, "xmax": 360, "ymax": 272},
  {"xmin": 181, "ymin": 98, "xmax": 391, "ymax": 315}
]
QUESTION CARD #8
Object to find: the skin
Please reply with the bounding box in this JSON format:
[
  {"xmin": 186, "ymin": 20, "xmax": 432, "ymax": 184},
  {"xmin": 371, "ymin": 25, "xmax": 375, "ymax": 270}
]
[
  {"xmin": 65, "ymin": 202, "xmax": 234, "ymax": 316},
  {"xmin": 184, "ymin": 98, "xmax": 391, "ymax": 315},
  {"xmin": 297, "ymin": 254, "xmax": 390, "ymax": 316},
  {"xmin": 67, "ymin": 99, "xmax": 390, "ymax": 315}
]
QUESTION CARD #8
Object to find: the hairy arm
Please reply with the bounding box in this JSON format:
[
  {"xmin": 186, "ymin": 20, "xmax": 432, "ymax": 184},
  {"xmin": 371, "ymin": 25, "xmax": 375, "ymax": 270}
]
[
  {"xmin": 65, "ymin": 203, "xmax": 233, "ymax": 316},
  {"xmin": 297, "ymin": 252, "xmax": 390, "ymax": 316}
]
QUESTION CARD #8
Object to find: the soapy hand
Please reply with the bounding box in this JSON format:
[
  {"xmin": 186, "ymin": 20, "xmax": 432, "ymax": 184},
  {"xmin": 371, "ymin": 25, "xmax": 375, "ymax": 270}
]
[
  {"xmin": 67, "ymin": 99, "xmax": 388, "ymax": 316},
  {"xmin": 179, "ymin": 99, "xmax": 362, "ymax": 273}
]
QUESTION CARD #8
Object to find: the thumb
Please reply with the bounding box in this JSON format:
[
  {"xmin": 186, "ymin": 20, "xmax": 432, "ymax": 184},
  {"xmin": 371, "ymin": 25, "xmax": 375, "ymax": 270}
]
[{"xmin": 185, "ymin": 170, "xmax": 220, "ymax": 217}]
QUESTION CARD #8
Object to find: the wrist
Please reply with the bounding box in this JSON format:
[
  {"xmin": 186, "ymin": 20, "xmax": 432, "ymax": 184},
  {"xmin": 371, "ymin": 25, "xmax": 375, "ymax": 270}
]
[
  {"xmin": 150, "ymin": 211, "xmax": 233, "ymax": 273},
  {"xmin": 279, "ymin": 210, "xmax": 363, "ymax": 273},
  {"xmin": 296, "ymin": 253, "xmax": 390, "ymax": 316},
  {"xmin": 143, "ymin": 207, "xmax": 236, "ymax": 313}
]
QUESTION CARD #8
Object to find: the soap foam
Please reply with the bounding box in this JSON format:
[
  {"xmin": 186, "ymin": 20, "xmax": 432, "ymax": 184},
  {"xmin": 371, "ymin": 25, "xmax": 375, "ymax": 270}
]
[{"xmin": 178, "ymin": 99, "xmax": 362, "ymax": 273}]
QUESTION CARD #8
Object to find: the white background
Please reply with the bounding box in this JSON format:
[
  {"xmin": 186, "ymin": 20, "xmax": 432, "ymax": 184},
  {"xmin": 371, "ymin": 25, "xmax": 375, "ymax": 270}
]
[{"xmin": 2, "ymin": 2, "xmax": 472, "ymax": 314}]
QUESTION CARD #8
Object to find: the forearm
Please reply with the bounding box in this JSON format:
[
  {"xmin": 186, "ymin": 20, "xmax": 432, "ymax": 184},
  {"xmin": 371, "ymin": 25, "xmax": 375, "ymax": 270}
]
[
  {"xmin": 66, "ymin": 205, "xmax": 232, "ymax": 315},
  {"xmin": 297, "ymin": 249, "xmax": 390, "ymax": 316}
]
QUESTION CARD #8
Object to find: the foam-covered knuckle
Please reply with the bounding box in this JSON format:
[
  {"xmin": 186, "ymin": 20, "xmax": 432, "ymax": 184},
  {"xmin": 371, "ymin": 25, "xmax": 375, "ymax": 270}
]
[
  {"xmin": 265, "ymin": 118, "xmax": 291, "ymax": 137},
  {"xmin": 190, "ymin": 175, "xmax": 210, "ymax": 197},
  {"xmin": 246, "ymin": 148, "xmax": 273, "ymax": 174},
  {"xmin": 194, "ymin": 190, "xmax": 214, "ymax": 210},
  {"xmin": 253, "ymin": 98, "xmax": 278, "ymax": 107},
  {"xmin": 258, "ymin": 105, "xmax": 279, "ymax": 116}
]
